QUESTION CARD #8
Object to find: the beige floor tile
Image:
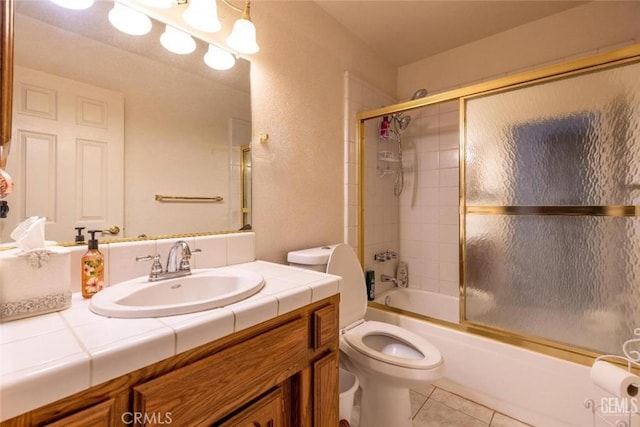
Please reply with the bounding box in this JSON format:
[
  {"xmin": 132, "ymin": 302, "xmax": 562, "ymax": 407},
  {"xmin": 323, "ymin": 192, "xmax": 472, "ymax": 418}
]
[
  {"xmin": 412, "ymin": 383, "xmax": 436, "ymax": 397},
  {"xmin": 410, "ymin": 389, "xmax": 429, "ymax": 416},
  {"xmin": 413, "ymin": 399, "xmax": 489, "ymax": 427},
  {"xmin": 490, "ymin": 412, "xmax": 532, "ymax": 427},
  {"xmin": 430, "ymin": 387, "xmax": 494, "ymax": 423}
]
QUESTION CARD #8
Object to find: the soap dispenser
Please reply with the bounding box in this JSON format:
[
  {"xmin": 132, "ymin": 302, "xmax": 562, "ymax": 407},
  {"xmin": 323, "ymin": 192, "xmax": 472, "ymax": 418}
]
[
  {"xmin": 81, "ymin": 230, "xmax": 104, "ymax": 298},
  {"xmin": 74, "ymin": 227, "xmax": 85, "ymax": 244}
]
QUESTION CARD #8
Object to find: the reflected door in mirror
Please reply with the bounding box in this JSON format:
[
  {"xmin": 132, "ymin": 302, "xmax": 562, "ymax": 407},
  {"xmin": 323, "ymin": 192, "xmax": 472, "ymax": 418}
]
[{"xmin": 3, "ymin": 66, "xmax": 124, "ymax": 242}]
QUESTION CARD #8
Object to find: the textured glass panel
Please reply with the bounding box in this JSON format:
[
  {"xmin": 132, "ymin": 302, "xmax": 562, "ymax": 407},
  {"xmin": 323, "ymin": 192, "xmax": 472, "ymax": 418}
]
[
  {"xmin": 465, "ymin": 214, "xmax": 640, "ymax": 354},
  {"xmin": 465, "ymin": 61, "xmax": 640, "ymax": 206}
]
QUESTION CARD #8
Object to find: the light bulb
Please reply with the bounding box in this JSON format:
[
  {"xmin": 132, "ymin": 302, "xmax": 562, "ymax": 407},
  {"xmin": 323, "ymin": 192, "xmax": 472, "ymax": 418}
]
[
  {"xmin": 160, "ymin": 25, "xmax": 196, "ymax": 55},
  {"xmin": 204, "ymin": 45, "xmax": 235, "ymax": 70},
  {"xmin": 183, "ymin": 0, "xmax": 221, "ymax": 33},
  {"xmin": 226, "ymin": 18, "xmax": 259, "ymax": 54},
  {"xmin": 108, "ymin": 2, "xmax": 152, "ymax": 36},
  {"xmin": 50, "ymin": 0, "xmax": 94, "ymax": 10}
]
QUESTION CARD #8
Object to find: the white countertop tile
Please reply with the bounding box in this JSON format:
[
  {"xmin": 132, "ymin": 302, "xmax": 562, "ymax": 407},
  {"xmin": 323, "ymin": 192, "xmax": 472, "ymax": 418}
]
[
  {"xmin": 59, "ymin": 294, "xmax": 107, "ymax": 327},
  {"xmin": 230, "ymin": 294, "xmax": 279, "ymax": 332},
  {"xmin": 0, "ymin": 329, "xmax": 90, "ymax": 421},
  {"xmin": 309, "ymin": 276, "xmax": 342, "ymax": 302},
  {"xmin": 0, "ymin": 312, "xmax": 67, "ymax": 344},
  {"xmin": 159, "ymin": 307, "xmax": 235, "ymax": 354},
  {"xmin": 1, "ymin": 328, "xmax": 87, "ymax": 376},
  {"xmin": 0, "ymin": 352, "xmax": 90, "ymax": 421},
  {"xmin": 0, "ymin": 261, "xmax": 341, "ymax": 422},
  {"xmin": 87, "ymin": 326, "xmax": 175, "ymax": 385},
  {"xmin": 259, "ymin": 277, "xmax": 313, "ymax": 315}
]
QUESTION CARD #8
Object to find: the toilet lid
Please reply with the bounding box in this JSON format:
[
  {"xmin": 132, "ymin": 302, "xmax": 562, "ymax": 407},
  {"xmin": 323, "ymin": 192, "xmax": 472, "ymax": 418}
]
[
  {"xmin": 344, "ymin": 321, "xmax": 443, "ymax": 369},
  {"xmin": 326, "ymin": 244, "xmax": 368, "ymax": 329}
]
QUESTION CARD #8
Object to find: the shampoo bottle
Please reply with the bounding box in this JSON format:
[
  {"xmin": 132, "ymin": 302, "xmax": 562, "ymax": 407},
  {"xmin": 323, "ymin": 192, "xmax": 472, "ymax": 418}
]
[
  {"xmin": 82, "ymin": 230, "xmax": 104, "ymax": 298},
  {"xmin": 365, "ymin": 270, "xmax": 375, "ymax": 301}
]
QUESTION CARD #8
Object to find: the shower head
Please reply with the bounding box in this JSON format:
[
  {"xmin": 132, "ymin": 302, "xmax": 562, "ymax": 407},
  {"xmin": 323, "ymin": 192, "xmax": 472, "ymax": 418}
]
[
  {"xmin": 398, "ymin": 115, "xmax": 411, "ymax": 130},
  {"xmin": 411, "ymin": 88, "xmax": 428, "ymax": 100}
]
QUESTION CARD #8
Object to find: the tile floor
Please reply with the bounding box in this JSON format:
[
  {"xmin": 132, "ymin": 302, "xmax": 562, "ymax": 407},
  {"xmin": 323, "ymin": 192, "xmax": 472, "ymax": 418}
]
[{"xmin": 349, "ymin": 384, "xmax": 532, "ymax": 427}]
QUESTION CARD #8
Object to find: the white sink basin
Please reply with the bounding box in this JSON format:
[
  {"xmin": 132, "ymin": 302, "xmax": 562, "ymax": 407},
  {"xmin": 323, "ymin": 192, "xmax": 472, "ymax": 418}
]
[{"xmin": 90, "ymin": 267, "xmax": 264, "ymax": 318}]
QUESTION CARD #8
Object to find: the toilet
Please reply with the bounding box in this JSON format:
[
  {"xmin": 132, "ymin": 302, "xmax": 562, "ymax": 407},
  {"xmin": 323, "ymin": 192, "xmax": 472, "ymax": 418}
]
[{"xmin": 288, "ymin": 244, "xmax": 444, "ymax": 427}]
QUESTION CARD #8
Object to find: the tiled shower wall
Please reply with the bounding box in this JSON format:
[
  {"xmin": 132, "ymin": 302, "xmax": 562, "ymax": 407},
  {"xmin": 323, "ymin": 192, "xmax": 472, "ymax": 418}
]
[
  {"xmin": 344, "ymin": 72, "xmax": 460, "ymax": 300},
  {"xmin": 344, "ymin": 72, "xmax": 399, "ymax": 290},
  {"xmin": 398, "ymin": 101, "xmax": 460, "ymax": 298}
]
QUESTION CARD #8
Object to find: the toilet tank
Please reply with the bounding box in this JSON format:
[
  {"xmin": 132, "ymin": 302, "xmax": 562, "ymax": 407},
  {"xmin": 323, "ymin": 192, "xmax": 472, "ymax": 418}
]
[
  {"xmin": 288, "ymin": 244, "xmax": 368, "ymax": 330},
  {"xmin": 287, "ymin": 245, "xmax": 335, "ymax": 272}
]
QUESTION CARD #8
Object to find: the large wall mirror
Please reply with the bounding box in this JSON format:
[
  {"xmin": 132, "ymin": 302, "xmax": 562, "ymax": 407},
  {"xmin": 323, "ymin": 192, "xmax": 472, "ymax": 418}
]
[{"xmin": 0, "ymin": 0, "xmax": 251, "ymax": 243}]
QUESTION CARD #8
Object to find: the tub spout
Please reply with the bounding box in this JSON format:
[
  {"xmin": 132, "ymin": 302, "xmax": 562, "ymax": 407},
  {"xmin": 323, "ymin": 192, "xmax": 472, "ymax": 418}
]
[{"xmin": 381, "ymin": 274, "xmax": 399, "ymax": 286}]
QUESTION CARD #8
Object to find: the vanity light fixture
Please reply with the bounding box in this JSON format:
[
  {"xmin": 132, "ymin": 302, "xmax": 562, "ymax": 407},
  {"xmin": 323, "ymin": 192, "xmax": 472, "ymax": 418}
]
[
  {"xmin": 108, "ymin": 2, "xmax": 153, "ymax": 36},
  {"xmin": 160, "ymin": 25, "xmax": 197, "ymax": 54},
  {"xmin": 50, "ymin": 0, "xmax": 95, "ymax": 10},
  {"xmin": 204, "ymin": 44, "xmax": 235, "ymax": 70},
  {"xmin": 183, "ymin": 0, "xmax": 222, "ymax": 33},
  {"xmin": 224, "ymin": 0, "xmax": 259, "ymax": 54},
  {"xmin": 49, "ymin": 0, "xmax": 258, "ymax": 69}
]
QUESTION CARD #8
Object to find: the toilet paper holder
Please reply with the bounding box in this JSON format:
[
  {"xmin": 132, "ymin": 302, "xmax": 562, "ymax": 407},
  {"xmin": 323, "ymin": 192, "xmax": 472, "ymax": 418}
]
[{"xmin": 584, "ymin": 328, "xmax": 640, "ymax": 427}]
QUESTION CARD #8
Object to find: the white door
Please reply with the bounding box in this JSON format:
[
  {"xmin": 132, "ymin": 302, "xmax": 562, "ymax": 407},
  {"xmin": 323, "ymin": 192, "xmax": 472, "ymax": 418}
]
[{"xmin": 2, "ymin": 66, "xmax": 124, "ymax": 243}]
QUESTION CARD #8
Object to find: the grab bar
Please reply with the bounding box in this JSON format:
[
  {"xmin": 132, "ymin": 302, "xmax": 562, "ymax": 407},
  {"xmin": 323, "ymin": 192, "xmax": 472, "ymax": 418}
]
[{"xmin": 155, "ymin": 194, "xmax": 224, "ymax": 203}]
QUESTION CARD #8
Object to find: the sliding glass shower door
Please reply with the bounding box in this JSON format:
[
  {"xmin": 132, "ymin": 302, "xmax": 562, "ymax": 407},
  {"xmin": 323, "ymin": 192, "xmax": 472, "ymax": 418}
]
[{"xmin": 462, "ymin": 59, "xmax": 640, "ymax": 355}]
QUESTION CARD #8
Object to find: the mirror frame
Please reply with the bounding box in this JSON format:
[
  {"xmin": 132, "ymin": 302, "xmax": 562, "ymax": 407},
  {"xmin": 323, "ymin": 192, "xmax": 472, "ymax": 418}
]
[{"xmin": 0, "ymin": 0, "xmax": 13, "ymax": 169}]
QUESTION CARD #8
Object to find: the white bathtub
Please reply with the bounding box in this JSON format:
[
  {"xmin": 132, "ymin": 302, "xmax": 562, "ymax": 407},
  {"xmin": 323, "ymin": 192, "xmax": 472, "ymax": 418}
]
[
  {"xmin": 373, "ymin": 287, "xmax": 460, "ymax": 324},
  {"xmin": 367, "ymin": 289, "xmax": 630, "ymax": 427}
]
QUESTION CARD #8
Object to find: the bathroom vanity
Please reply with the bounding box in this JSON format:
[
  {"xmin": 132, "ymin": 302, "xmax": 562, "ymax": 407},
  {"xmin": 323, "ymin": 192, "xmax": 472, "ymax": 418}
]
[
  {"xmin": 1, "ymin": 294, "xmax": 339, "ymax": 426},
  {"xmin": 0, "ymin": 236, "xmax": 342, "ymax": 427}
]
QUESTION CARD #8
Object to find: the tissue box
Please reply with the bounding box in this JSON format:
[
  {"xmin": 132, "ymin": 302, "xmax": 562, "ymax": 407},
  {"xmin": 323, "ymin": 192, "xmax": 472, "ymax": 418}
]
[{"xmin": 0, "ymin": 247, "xmax": 71, "ymax": 322}]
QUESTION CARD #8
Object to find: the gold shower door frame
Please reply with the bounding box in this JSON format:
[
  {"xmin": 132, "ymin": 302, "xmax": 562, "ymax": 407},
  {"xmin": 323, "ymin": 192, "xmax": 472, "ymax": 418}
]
[{"xmin": 356, "ymin": 43, "xmax": 640, "ymax": 366}]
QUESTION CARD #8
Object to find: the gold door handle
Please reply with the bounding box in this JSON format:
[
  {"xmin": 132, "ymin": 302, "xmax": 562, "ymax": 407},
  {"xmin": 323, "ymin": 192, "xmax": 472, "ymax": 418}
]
[{"xmin": 103, "ymin": 225, "xmax": 121, "ymax": 235}]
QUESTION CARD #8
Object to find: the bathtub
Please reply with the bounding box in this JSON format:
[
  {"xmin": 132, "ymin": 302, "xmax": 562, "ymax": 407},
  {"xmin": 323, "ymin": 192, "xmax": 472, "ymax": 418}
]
[
  {"xmin": 373, "ymin": 287, "xmax": 460, "ymax": 324},
  {"xmin": 367, "ymin": 288, "xmax": 628, "ymax": 427}
]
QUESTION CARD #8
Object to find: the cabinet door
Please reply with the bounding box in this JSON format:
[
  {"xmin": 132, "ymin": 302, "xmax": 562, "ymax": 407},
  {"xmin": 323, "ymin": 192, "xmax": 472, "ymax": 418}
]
[
  {"xmin": 313, "ymin": 353, "xmax": 339, "ymax": 427},
  {"xmin": 45, "ymin": 398, "xmax": 115, "ymax": 427},
  {"xmin": 216, "ymin": 388, "xmax": 283, "ymax": 427},
  {"xmin": 133, "ymin": 318, "xmax": 307, "ymax": 426}
]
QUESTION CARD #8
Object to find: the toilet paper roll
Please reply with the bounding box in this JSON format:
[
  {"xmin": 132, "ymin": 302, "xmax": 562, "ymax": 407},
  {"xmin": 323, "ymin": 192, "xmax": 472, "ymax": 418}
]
[{"xmin": 590, "ymin": 360, "xmax": 640, "ymax": 398}]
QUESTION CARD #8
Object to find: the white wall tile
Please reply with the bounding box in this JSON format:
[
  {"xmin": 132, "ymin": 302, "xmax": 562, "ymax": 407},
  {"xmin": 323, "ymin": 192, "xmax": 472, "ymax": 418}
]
[
  {"xmin": 439, "ymin": 168, "xmax": 459, "ymax": 187},
  {"xmin": 439, "ymin": 149, "xmax": 459, "ymax": 169},
  {"xmin": 107, "ymin": 240, "xmax": 157, "ymax": 286},
  {"xmin": 193, "ymin": 235, "xmax": 227, "ymax": 268},
  {"xmin": 227, "ymin": 232, "xmax": 256, "ymax": 265}
]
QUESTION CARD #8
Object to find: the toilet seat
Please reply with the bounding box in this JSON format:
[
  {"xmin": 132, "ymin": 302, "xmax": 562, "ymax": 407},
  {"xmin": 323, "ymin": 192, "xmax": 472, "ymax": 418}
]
[{"xmin": 343, "ymin": 320, "xmax": 442, "ymax": 369}]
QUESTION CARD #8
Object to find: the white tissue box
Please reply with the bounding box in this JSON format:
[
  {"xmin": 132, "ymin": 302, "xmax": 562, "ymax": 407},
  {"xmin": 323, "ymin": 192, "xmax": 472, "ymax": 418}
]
[{"xmin": 0, "ymin": 247, "xmax": 71, "ymax": 322}]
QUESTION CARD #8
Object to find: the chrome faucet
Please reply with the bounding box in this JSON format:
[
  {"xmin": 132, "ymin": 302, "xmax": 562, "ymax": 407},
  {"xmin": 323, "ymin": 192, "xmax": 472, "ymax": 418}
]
[
  {"xmin": 380, "ymin": 274, "xmax": 399, "ymax": 286},
  {"xmin": 136, "ymin": 240, "xmax": 201, "ymax": 282},
  {"xmin": 166, "ymin": 240, "xmax": 193, "ymax": 274}
]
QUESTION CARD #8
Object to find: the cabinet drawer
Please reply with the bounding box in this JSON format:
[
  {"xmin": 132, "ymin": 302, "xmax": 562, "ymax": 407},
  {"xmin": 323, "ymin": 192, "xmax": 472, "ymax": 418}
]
[{"xmin": 133, "ymin": 318, "xmax": 307, "ymax": 426}]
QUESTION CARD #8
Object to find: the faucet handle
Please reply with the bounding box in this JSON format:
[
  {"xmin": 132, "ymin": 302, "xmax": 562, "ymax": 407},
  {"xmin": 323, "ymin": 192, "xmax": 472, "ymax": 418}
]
[
  {"xmin": 136, "ymin": 254, "xmax": 164, "ymax": 279},
  {"xmin": 150, "ymin": 254, "xmax": 163, "ymax": 275},
  {"xmin": 178, "ymin": 249, "xmax": 202, "ymax": 270}
]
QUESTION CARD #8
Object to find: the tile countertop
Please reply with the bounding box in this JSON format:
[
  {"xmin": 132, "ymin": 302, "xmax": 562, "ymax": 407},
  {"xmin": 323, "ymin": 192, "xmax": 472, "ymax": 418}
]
[{"xmin": 0, "ymin": 261, "xmax": 341, "ymax": 422}]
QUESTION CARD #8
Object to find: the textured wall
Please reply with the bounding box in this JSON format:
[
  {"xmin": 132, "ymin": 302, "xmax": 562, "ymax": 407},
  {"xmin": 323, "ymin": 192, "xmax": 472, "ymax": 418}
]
[{"xmin": 249, "ymin": 2, "xmax": 396, "ymax": 262}]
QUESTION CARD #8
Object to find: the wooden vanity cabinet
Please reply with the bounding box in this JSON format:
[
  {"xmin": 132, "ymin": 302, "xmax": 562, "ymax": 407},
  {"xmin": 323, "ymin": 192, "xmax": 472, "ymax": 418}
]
[{"xmin": 1, "ymin": 295, "xmax": 339, "ymax": 427}]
